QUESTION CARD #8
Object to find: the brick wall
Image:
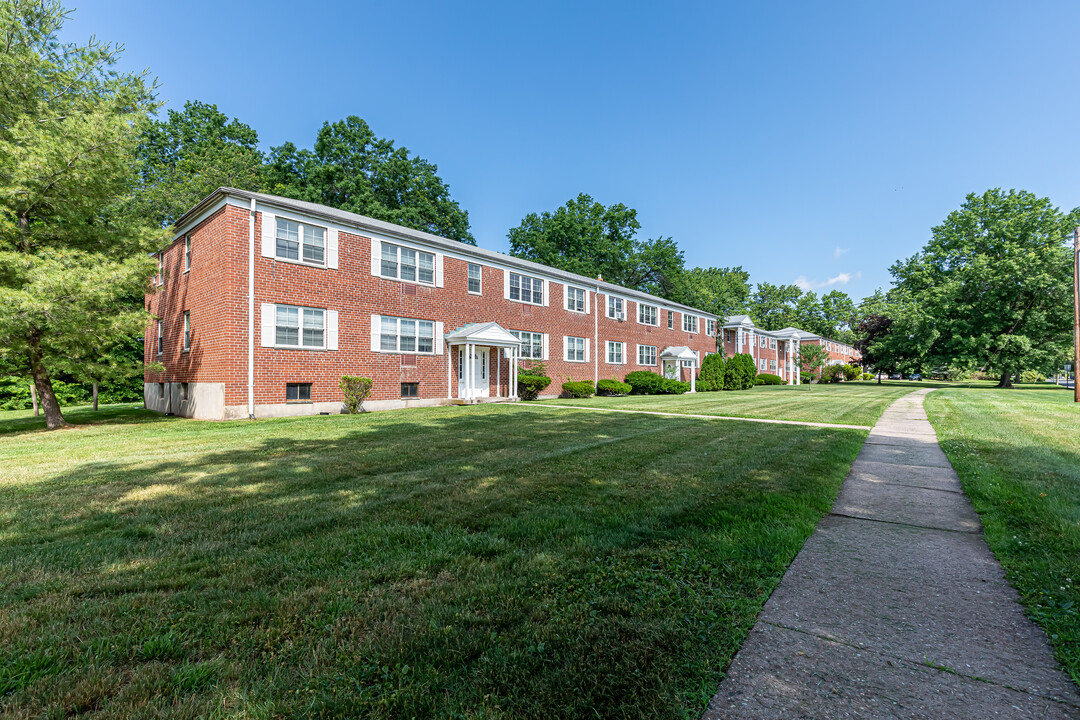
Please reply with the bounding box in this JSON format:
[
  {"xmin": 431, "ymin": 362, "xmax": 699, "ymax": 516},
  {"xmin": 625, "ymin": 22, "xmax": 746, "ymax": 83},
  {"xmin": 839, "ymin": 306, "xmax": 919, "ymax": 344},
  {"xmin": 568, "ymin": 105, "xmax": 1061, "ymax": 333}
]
[{"xmin": 145, "ymin": 202, "xmax": 720, "ymax": 415}]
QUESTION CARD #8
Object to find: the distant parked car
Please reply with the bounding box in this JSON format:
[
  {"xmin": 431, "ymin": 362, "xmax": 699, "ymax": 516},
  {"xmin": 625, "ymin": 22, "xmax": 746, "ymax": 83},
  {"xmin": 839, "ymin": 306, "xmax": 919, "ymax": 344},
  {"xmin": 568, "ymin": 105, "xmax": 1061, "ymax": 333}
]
[
  {"xmin": 889, "ymin": 373, "xmax": 903, "ymax": 380},
  {"xmin": 909, "ymin": 373, "xmax": 922, "ymax": 381}
]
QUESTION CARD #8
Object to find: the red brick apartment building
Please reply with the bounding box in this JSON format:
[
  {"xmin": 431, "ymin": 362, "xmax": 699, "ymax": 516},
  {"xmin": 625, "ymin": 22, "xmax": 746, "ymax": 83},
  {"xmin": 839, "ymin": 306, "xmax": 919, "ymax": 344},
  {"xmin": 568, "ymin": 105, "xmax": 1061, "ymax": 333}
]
[{"xmin": 144, "ymin": 189, "xmax": 862, "ymax": 419}]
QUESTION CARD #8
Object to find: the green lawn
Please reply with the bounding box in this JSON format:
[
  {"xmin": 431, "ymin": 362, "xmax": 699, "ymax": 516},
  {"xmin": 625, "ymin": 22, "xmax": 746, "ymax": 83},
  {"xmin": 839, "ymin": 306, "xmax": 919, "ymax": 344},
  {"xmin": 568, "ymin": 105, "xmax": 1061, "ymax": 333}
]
[
  {"xmin": 0, "ymin": 402, "xmax": 865, "ymax": 719},
  {"xmin": 539, "ymin": 380, "xmax": 976, "ymax": 428},
  {"xmin": 925, "ymin": 385, "xmax": 1080, "ymax": 686}
]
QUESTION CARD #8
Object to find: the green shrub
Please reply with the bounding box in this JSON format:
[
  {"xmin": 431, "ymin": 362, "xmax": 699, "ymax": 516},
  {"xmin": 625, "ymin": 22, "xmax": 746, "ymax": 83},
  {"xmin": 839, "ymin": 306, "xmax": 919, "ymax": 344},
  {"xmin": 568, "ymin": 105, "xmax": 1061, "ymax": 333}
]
[
  {"xmin": 596, "ymin": 379, "xmax": 631, "ymax": 396},
  {"xmin": 800, "ymin": 372, "xmax": 812, "ymax": 384},
  {"xmin": 698, "ymin": 353, "xmax": 725, "ymax": 391},
  {"xmin": 561, "ymin": 380, "xmax": 595, "ymax": 398},
  {"xmin": 861, "ymin": 372, "xmax": 875, "ymax": 381},
  {"xmin": 624, "ymin": 370, "xmax": 664, "ymax": 395},
  {"xmin": 517, "ymin": 374, "xmax": 552, "ymax": 401},
  {"xmin": 756, "ymin": 373, "xmax": 783, "ymax": 385},
  {"xmin": 659, "ymin": 379, "xmax": 691, "ymax": 394},
  {"xmin": 339, "ymin": 376, "xmax": 374, "ymax": 413},
  {"xmin": 1020, "ymin": 369, "xmax": 1046, "ymax": 384},
  {"xmin": 723, "ymin": 353, "xmax": 756, "ymax": 391},
  {"xmin": 819, "ymin": 365, "xmax": 843, "ymax": 383},
  {"xmin": 842, "ymin": 364, "xmax": 861, "ymax": 381}
]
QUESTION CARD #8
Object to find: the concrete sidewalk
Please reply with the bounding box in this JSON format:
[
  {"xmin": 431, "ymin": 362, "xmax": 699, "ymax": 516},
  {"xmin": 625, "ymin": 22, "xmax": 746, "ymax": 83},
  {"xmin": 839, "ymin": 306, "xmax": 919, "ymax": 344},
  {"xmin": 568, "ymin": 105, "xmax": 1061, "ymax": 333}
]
[{"xmin": 703, "ymin": 389, "xmax": 1080, "ymax": 719}]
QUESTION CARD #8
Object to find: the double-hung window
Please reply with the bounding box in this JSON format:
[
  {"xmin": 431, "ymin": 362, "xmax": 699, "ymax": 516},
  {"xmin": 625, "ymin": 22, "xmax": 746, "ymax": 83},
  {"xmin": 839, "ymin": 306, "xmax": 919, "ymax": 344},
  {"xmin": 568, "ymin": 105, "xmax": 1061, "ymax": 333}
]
[
  {"xmin": 607, "ymin": 341, "xmax": 624, "ymax": 364},
  {"xmin": 638, "ymin": 344, "xmax": 657, "ymax": 366},
  {"xmin": 157, "ymin": 253, "xmax": 163, "ymax": 285},
  {"xmin": 509, "ymin": 272, "xmax": 544, "ymax": 304},
  {"xmin": 183, "ymin": 311, "xmax": 190, "ymax": 352},
  {"xmin": 566, "ymin": 285, "xmax": 586, "ymax": 313},
  {"xmin": 183, "ymin": 234, "xmax": 191, "ymax": 272},
  {"xmin": 770, "ymin": 359, "xmax": 777, "ymax": 372},
  {"xmin": 683, "ymin": 314, "xmax": 698, "ymax": 333},
  {"xmin": 706, "ymin": 319, "xmax": 715, "ymax": 336},
  {"xmin": 381, "ymin": 243, "xmax": 434, "ymax": 285},
  {"xmin": 511, "ymin": 330, "xmax": 543, "ymax": 359},
  {"xmin": 380, "ymin": 316, "xmax": 434, "ymax": 354},
  {"xmin": 565, "ymin": 336, "xmax": 586, "ymax": 362},
  {"xmin": 276, "ymin": 218, "xmax": 326, "ymax": 265},
  {"xmin": 156, "ymin": 320, "xmax": 163, "ymax": 354},
  {"xmin": 769, "ymin": 338, "xmax": 776, "ymax": 350},
  {"xmin": 667, "ymin": 310, "xmax": 674, "ymax": 329},
  {"xmin": 276, "ymin": 305, "xmax": 325, "ymax": 348},
  {"xmin": 723, "ymin": 329, "xmax": 732, "ymax": 342},
  {"xmin": 467, "ymin": 263, "xmax": 482, "ymax": 294},
  {"xmin": 638, "ymin": 303, "xmax": 658, "ymax": 326},
  {"xmin": 760, "ymin": 336, "xmax": 767, "ymax": 348},
  {"xmin": 607, "ymin": 296, "xmax": 624, "ymax": 320}
]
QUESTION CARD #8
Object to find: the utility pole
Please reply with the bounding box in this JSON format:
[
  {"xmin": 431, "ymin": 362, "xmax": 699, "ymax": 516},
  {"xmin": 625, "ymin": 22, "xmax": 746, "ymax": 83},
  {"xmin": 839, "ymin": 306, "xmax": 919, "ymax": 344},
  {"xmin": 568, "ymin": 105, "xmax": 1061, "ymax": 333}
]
[{"xmin": 1074, "ymin": 226, "xmax": 1079, "ymax": 402}]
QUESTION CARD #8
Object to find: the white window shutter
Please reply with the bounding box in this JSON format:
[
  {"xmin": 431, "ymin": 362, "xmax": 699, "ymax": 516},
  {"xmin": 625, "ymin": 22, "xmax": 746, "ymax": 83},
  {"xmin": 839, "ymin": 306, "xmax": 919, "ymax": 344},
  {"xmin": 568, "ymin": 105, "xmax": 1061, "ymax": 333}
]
[
  {"xmin": 503, "ymin": 268, "xmax": 511, "ymax": 299},
  {"xmin": 542, "ymin": 280, "xmax": 550, "ymax": 306},
  {"xmin": 434, "ymin": 321, "xmax": 444, "ymax": 354},
  {"xmin": 370, "ymin": 314, "xmax": 380, "ymax": 351},
  {"xmin": 562, "ymin": 336, "xmax": 569, "ymax": 362},
  {"xmin": 584, "ymin": 338, "xmax": 590, "ymax": 362},
  {"xmin": 585, "ymin": 289, "xmax": 590, "ymax": 314},
  {"xmin": 370, "ymin": 239, "xmax": 381, "ymax": 276},
  {"xmin": 260, "ymin": 303, "xmax": 275, "ymax": 347},
  {"xmin": 261, "ymin": 213, "xmax": 276, "ymax": 258},
  {"xmin": 326, "ymin": 310, "xmax": 339, "ymax": 350},
  {"xmin": 542, "ymin": 334, "xmax": 549, "ymax": 360},
  {"xmin": 435, "ymin": 254, "xmax": 444, "ymax": 288},
  {"xmin": 327, "ymin": 228, "xmax": 339, "ymax": 269}
]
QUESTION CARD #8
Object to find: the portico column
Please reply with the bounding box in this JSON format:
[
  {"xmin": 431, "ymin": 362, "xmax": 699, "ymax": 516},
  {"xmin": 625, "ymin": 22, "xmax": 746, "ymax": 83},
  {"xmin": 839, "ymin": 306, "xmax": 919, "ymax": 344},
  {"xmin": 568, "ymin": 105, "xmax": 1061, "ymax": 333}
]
[
  {"xmin": 512, "ymin": 350, "xmax": 519, "ymax": 399},
  {"xmin": 690, "ymin": 360, "xmax": 696, "ymax": 393},
  {"xmin": 467, "ymin": 343, "xmax": 474, "ymax": 401},
  {"xmin": 795, "ymin": 341, "xmax": 800, "ymax": 385},
  {"xmin": 496, "ymin": 348, "xmax": 501, "ymax": 398}
]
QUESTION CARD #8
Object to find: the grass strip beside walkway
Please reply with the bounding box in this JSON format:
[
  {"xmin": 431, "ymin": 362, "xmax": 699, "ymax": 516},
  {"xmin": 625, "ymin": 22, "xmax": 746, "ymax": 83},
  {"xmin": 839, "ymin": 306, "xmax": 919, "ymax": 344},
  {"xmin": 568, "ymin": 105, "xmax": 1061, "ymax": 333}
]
[
  {"xmin": 926, "ymin": 386, "xmax": 1080, "ymax": 687},
  {"xmin": 0, "ymin": 403, "xmax": 865, "ymax": 719}
]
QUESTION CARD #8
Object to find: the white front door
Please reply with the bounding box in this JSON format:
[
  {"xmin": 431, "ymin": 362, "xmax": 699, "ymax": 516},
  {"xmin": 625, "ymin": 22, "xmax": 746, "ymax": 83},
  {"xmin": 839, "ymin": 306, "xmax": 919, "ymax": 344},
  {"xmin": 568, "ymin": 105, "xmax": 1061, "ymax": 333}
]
[
  {"xmin": 457, "ymin": 347, "xmax": 490, "ymax": 399},
  {"xmin": 662, "ymin": 359, "xmax": 678, "ymax": 380}
]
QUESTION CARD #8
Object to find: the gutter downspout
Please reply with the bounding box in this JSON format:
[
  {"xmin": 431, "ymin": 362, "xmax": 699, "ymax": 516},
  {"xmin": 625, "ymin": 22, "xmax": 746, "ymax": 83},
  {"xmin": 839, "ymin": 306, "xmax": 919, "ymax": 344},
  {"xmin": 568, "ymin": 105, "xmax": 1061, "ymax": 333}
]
[
  {"xmin": 594, "ymin": 285, "xmax": 600, "ymax": 386},
  {"xmin": 248, "ymin": 198, "xmax": 256, "ymax": 419}
]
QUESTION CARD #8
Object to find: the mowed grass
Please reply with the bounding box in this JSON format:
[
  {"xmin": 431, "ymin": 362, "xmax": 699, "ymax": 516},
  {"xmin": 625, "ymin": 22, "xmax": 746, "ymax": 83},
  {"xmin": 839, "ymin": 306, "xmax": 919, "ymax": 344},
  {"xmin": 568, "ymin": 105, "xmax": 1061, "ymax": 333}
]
[
  {"xmin": 0, "ymin": 402, "xmax": 865, "ymax": 719},
  {"xmin": 925, "ymin": 385, "xmax": 1080, "ymax": 686},
  {"xmin": 540, "ymin": 380, "xmax": 978, "ymax": 427}
]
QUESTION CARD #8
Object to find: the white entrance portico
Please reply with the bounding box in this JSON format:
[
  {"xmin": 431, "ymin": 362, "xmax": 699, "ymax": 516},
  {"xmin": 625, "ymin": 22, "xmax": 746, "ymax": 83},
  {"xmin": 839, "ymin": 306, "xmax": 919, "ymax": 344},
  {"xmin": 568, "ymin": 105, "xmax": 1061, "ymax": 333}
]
[
  {"xmin": 659, "ymin": 346, "xmax": 699, "ymax": 393},
  {"xmin": 444, "ymin": 322, "xmax": 522, "ymax": 403}
]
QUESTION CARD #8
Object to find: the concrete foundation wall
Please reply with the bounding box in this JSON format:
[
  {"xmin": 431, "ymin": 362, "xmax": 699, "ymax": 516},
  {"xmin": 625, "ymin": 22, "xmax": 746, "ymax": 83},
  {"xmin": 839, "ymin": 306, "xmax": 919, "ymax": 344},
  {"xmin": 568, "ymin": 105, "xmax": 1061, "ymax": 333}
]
[{"xmin": 144, "ymin": 382, "xmax": 225, "ymax": 419}]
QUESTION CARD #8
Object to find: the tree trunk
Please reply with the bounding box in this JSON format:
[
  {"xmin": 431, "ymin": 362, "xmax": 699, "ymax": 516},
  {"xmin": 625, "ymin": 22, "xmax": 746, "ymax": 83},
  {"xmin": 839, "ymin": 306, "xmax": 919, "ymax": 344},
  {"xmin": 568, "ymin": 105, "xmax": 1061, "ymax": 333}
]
[
  {"xmin": 27, "ymin": 331, "xmax": 68, "ymax": 430},
  {"xmin": 93, "ymin": 381, "xmax": 99, "ymax": 411},
  {"xmin": 30, "ymin": 382, "xmax": 39, "ymax": 416},
  {"xmin": 997, "ymin": 370, "xmax": 1013, "ymax": 389}
]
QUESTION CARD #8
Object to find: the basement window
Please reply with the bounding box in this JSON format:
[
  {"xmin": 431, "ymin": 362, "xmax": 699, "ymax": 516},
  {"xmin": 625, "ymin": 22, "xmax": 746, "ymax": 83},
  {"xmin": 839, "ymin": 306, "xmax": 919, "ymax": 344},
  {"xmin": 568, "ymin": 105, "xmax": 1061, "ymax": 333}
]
[
  {"xmin": 401, "ymin": 382, "xmax": 419, "ymax": 398},
  {"xmin": 286, "ymin": 383, "xmax": 312, "ymax": 403}
]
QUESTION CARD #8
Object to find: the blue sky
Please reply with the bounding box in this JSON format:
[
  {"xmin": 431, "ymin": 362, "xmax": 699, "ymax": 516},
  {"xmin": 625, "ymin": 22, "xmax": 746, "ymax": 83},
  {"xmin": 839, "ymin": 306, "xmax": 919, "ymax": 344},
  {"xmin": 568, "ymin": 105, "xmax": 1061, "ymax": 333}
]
[{"xmin": 64, "ymin": 1, "xmax": 1080, "ymax": 303}]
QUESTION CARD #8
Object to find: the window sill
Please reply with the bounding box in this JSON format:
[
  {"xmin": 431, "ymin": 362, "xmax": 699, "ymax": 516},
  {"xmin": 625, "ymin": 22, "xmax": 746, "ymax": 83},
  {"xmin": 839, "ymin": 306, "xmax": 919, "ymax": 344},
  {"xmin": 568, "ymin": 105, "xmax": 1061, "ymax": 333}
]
[
  {"xmin": 509, "ymin": 298, "xmax": 544, "ymax": 307},
  {"xmin": 468, "ymin": 290, "xmax": 482, "ymax": 296},
  {"xmin": 380, "ymin": 274, "xmax": 435, "ymax": 289},
  {"xmin": 375, "ymin": 349, "xmax": 436, "ymax": 356},
  {"xmin": 181, "ymin": 349, "xmax": 189, "ymax": 354},
  {"xmin": 285, "ymin": 400, "xmax": 313, "ymax": 405},
  {"xmin": 565, "ymin": 308, "xmax": 587, "ymax": 314},
  {"xmin": 272, "ymin": 345, "xmax": 329, "ymax": 352},
  {"xmin": 565, "ymin": 359, "xmax": 588, "ymax": 364},
  {"xmin": 273, "ymin": 256, "xmax": 328, "ymax": 270}
]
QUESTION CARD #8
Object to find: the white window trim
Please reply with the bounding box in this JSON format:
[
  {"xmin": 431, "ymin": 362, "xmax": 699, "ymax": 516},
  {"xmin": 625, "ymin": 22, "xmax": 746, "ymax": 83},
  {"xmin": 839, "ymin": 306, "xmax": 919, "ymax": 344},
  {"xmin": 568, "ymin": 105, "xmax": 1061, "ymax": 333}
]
[
  {"xmin": 637, "ymin": 303, "xmax": 659, "ymax": 326},
  {"xmin": 156, "ymin": 319, "xmax": 163, "ymax": 355},
  {"xmin": 564, "ymin": 336, "xmax": 588, "ymax": 363},
  {"xmin": 606, "ymin": 340, "xmax": 626, "ymax": 365},
  {"xmin": 182, "ymin": 311, "xmax": 190, "ymax": 353},
  {"xmin": 183, "ymin": 234, "xmax": 191, "ymax": 274},
  {"xmin": 683, "ymin": 314, "xmax": 699, "ymax": 334},
  {"xmin": 467, "ymin": 263, "xmax": 482, "ymax": 295},
  {"xmin": 378, "ymin": 241, "xmax": 437, "ymax": 287},
  {"xmin": 508, "ymin": 271, "xmax": 546, "ymax": 306},
  {"xmin": 511, "ymin": 329, "xmax": 546, "ymax": 360},
  {"xmin": 637, "ymin": 344, "xmax": 657, "ymax": 367},
  {"xmin": 606, "ymin": 295, "xmax": 626, "ymax": 320},
  {"xmin": 565, "ymin": 284, "xmax": 588, "ymax": 314},
  {"xmin": 272, "ymin": 304, "xmax": 328, "ymax": 351},
  {"xmin": 273, "ymin": 217, "xmax": 330, "ymax": 269},
  {"xmin": 377, "ymin": 315, "xmax": 438, "ymax": 355}
]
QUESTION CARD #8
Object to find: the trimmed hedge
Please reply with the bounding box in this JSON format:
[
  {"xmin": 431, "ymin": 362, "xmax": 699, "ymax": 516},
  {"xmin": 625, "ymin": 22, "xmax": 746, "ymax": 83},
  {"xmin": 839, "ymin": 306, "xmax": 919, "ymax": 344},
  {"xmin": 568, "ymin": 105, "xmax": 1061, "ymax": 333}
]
[
  {"xmin": 624, "ymin": 370, "xmax": 664, "ymax": 395},
  {"xmin": 597, "ymin": 379, "xmax": 632, "ymax": 396},
  {"xmin": 517, "ymin": 374, "xmax": 552, "ymax": 401},
  {"xmin": 755, "ymin": 373, "xmax": 783, "ymax": 385},
  {"xmin": 723, "ymin": 353, "xmax": 757, "ymax": 391},
  {"xmin": 698, "ymin": 353, "xmax": 725, "ymax": 391},
  {"xmin": 820, "ymin": 365, "xmax": 843, "ymax": 383},
  {"xmin": 659, "ymin": 379, "xmax": 691, "ymax": 394},
  {"xmin": 562, "ymin": 380, "xmax": 595, "ymax": 398}
]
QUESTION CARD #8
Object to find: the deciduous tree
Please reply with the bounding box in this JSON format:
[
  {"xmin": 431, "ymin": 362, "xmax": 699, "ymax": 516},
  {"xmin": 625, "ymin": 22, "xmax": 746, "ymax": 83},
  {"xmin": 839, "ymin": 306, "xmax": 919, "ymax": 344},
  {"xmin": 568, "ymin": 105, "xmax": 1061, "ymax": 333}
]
[{"xmin": 264, "ymin": 116, "xmax": 475, "ymax": 244}]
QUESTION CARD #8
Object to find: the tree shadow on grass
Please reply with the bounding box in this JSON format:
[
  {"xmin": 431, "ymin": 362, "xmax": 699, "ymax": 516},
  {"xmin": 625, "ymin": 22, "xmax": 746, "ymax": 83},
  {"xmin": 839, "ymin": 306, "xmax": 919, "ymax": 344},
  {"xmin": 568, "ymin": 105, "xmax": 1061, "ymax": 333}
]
[{"xmin": 0, "ymin": 405, "xmax": 867, "ymax": 719}]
